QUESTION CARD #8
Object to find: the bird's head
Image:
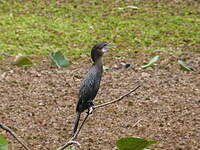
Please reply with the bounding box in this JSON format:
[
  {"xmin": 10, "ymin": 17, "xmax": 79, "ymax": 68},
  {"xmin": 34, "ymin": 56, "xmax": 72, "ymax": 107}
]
[{"xmin": 91, "ymin": 41, "xmax": 113, "ymax": 62}]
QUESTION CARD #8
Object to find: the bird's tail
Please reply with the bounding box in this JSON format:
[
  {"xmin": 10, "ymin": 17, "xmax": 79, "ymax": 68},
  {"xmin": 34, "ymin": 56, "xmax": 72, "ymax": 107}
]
[{"xmin": 72, "ymin": 112, "xmax": 81, "ymax": 136}]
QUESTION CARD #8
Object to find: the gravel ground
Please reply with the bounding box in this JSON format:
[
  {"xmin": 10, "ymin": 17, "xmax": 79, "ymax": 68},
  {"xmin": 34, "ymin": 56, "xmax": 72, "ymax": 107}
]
[{"xmin": 0, "ymin": 52, "xmax": 199, "ymax": 150}]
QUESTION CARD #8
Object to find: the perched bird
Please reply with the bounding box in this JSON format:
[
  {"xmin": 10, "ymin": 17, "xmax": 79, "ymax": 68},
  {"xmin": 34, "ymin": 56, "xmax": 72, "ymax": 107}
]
[{"xmin": 72, "ymin": 41, "xmax": 112, "ymax": 136}]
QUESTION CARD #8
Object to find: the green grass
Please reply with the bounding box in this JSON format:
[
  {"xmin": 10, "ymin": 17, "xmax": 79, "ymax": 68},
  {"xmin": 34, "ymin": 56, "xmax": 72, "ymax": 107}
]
[{"xmin": 0, "ymin": 0, "xmax": 199, "ymax": 59}]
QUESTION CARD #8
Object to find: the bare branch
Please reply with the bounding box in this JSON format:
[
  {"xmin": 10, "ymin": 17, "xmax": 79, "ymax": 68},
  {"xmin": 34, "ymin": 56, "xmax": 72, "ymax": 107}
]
[
  {"xmin": 72, "ymin": 84, "xmax": 140, "ymax": 138},
  {"xmin": 94, "ymin": 84, "xmax": 141, "ymax": 109},
  {"xmin": 59, "ymin": 113, "xmax": 89, "ymax": 150},
  {"xmin": 58, "ymin": 83, "xmax": 141, "ymax": 150},
  {"xmin": 0, "ymin": 123, "xmax": 31, "ymax": 150},
  {"xmin": 71, "ymin": 113, "xmax": 90, "ymax": 140},
  {"xmin": 132, "ymin": 119, "xmax": 142, "ymax": 128},
  {"xmin": 57, "ymin": 140, "xmax": 80, "ymax": 150}
]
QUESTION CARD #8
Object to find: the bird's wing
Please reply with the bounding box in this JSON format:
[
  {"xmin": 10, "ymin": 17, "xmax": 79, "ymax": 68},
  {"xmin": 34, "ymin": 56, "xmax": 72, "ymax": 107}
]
[{"xmin": 76, "ymin": 67, "xmax": 101, "ymax": 112}]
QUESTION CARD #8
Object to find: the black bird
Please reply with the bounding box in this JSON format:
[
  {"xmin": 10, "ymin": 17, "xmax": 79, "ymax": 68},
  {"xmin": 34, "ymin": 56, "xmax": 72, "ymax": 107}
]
[{"xmin": 72, "ymin": 41, "xmax": 112, "ymax": 136}]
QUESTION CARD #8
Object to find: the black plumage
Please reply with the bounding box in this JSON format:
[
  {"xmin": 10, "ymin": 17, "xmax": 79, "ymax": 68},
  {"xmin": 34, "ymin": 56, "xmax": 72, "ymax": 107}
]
[{"xmin": 72, "ymin": 41, "xmax": 111, "ymax": 135}]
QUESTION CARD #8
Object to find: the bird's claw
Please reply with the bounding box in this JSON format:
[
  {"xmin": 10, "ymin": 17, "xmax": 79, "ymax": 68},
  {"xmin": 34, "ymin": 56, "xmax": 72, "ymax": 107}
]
[{"xmin": 88, "ymin": 107, "xmax": 94, "ymax": 114}]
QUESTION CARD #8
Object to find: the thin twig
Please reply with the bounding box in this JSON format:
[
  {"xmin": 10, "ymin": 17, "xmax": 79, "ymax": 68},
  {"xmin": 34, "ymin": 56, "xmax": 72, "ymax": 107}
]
[
  {"xmin": 0, "ymin": 123, "xmax": 31, "ymax": 150},
  {"xmin": 58, "ymin": 83, "xmax": 141, "ymax": 150},
  {"xmin": 57, "ymin": 140, "xmax": 80, "ymax": 150},
  {"xmin": 59, "ymin": 113, "xmax": 89, "ymax": 150},
  {"xmin": 73, "ymin": 84, "xmax": 140, "ymax": 139},
  {"xmin": 132, "ymin": 119, "xmax": 142, "ymax": 128},
  {"xmin": 71, "ymin": 113, "xmax": 90, "ymax": 140},
  {"xmin": 94, "ymin": 84, "xmax": 141, "ymax": 109}
]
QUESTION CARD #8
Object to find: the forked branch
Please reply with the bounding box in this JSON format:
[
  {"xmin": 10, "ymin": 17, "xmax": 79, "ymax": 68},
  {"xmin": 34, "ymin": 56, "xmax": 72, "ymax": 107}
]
[{"xmin": 59, "ymin": 83, "xmax": 141, "ymax": 150}]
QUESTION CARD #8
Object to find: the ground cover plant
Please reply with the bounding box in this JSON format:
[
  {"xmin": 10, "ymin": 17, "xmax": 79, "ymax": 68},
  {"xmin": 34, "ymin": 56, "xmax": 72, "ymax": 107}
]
[
  {"xmin": 0, "ymin": 0, "xmax": 199, "ymax": 58},
  {"xmin": 0, "ymin": 0, "xmax": 200, "ymax": 150}
]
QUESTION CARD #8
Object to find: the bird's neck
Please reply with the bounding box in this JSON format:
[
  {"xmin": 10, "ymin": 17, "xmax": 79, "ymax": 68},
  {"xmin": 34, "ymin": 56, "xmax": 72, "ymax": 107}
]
[{"xmin": 93, "ymin": 57, "xmax": 103, "ymax": 68}]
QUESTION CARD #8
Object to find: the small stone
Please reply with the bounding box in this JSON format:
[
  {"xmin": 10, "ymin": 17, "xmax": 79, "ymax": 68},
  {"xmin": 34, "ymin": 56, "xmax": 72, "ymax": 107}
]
[{"xmin": 141, "ymin": 72, "xmax": 151, "ymax": 78}]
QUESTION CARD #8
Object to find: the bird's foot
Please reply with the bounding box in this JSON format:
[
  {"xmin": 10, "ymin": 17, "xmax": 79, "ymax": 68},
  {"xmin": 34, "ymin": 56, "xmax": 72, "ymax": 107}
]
[{"xmin": 87, "ymin": 106, "xmax": 94, "ymax": 114}]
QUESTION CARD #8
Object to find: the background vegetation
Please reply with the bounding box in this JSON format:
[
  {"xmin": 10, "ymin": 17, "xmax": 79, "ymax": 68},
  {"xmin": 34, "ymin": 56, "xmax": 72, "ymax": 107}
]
[{"xmin": 0, "ymin": 0, "xmax": 199, "ymax": 59}]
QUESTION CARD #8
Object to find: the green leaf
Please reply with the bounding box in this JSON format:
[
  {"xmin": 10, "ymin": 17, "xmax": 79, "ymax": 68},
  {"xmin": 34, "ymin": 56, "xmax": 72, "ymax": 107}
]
[
  {"xmin": 67, "ymin": 146, "xmax": 76, "ymax": 150},
  {"xmin": 117, "ymin": 7, "xmax": 124, "ymax": 10},
  {"xmin": 141, "ymin": 55, "xmax": 160, "ymax": 69},
  {"xmin": 116, "ymin": 137, "xmax": 157, "ymax": 150},
  {"xmin": 50, "ymin": 51, "xmax": 69, "ymax": 68},
  {"xmin": 103, "ymin": 66, "xmax": 109, "ymax": 70},
  {"xmin": 178, "ymin": 60, "xmax": 193, "ymax": 71},
  {"xmin": 0, "ymin": 136, "xmax": 8, "ymax": 150},
  {"xmin": 13, "ymin": 54, "xmax": 33, "ymax": 67},
  {"xmin": 126, "ymin": 6, "xmax": 139, "ymax": 9},
  {"xmin": 117, "ymin": 6, "xmax": 139, "ymax": 10}
]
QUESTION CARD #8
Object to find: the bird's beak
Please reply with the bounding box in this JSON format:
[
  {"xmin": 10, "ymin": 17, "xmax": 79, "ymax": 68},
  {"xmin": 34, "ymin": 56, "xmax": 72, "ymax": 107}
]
[{"xmin": 102, "ymin": 43, "xmax": 115, "ymax": 52}]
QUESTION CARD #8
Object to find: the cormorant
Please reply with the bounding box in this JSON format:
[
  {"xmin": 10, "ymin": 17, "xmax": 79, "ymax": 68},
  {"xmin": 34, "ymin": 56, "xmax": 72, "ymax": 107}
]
[{"xmin": 72, "ymin": 41, "xmax": 112, "ymax": 136}]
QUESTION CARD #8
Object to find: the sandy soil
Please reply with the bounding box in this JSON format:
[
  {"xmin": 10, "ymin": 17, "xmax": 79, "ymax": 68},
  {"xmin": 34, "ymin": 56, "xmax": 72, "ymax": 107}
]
[{"xmin": 0, "ymin": 52, "xmax": 199, "ymax": 150}]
